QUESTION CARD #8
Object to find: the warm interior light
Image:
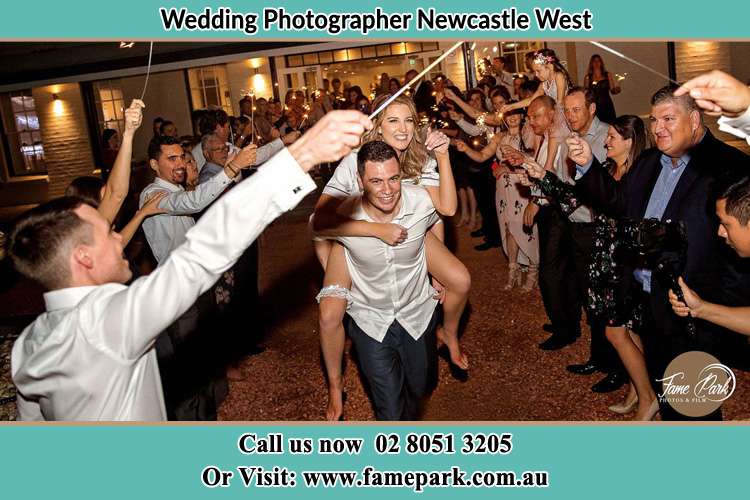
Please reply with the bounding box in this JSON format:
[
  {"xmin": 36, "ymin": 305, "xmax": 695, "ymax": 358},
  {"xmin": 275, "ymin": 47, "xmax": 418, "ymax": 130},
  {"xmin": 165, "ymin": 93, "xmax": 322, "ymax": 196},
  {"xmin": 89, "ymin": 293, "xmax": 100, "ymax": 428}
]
[
  {"xmin": 252, "ymin": 73, "xmax": 266, "ymax": 92},
  {"xmin": 52, "ymin": 97, "xmax": 64, "ymax": 116}
]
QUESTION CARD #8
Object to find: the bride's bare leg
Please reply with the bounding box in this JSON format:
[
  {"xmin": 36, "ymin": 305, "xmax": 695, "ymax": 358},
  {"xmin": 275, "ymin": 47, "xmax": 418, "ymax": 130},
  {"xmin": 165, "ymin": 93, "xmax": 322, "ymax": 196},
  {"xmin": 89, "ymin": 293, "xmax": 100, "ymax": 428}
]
[
  {"xmin": 425, "ymin": 231, "xmax": 471, "ymax": 369},
  {"xmin": 318, "ymin": 242, "xmax": 352, "ymax": 420},
  {"xmin": 314, "ymin": 239, "xmax": 333, "ymax": 269}
]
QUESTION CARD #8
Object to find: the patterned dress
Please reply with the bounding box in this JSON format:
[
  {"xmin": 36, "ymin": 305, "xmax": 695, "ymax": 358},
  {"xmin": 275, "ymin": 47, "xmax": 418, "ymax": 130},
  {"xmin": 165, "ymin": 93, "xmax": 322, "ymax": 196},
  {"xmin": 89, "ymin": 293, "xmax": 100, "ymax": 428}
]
[
  {"xmin": 494, "ymin": 133, "xmax": 539, "ymax": 266},
  {"xmin": 536, "ymin": 170, "xmax": 639, "ymax": 328}
]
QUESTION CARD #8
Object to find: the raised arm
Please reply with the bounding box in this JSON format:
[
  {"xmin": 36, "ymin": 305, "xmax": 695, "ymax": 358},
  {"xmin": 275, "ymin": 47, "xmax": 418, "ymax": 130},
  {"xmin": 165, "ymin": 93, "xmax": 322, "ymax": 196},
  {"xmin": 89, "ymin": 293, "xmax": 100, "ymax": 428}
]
[
  {"xmin": 148, "ymin": 144, "xmax": 257, "ymax": 215},
  {"xmin": 443, "ymin": 88, "xmax": 481, "ymax": 120},
  {"xmin": 502, "ymin": 85, "xmax": 544, "ymax": 114},
  {"xmin": 99, "ymin": 111, "xmax": 372, "ymax": 359},
  {"xmin": 423, "ymin": 129, "xmax": 457, "ymax": 216},
  {"xmin": 565, "ymin": 135, "xmax": 629, "ymax": 216},
  {"xmin": 98, "ymin": 100, "xmax": 144, "ymax": 223},
  {"xmin": 455, "ymin": 134, "xmax": 500, "ymax": 163}
]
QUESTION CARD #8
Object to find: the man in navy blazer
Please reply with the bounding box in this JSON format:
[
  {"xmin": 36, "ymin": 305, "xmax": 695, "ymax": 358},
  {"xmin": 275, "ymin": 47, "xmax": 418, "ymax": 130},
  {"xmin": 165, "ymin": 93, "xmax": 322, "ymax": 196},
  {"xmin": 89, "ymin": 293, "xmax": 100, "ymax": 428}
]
[{"xmin": 567, "ymin": 85, "xmax": 749, "ymax": 420}]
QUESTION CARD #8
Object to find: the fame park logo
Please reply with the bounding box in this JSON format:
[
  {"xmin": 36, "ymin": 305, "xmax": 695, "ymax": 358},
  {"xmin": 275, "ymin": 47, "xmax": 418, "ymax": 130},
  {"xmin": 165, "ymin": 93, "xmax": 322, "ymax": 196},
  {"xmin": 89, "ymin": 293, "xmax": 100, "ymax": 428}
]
[{"xmin": 656, "ymin": 351, "xmax": 736, "ymax": 417}]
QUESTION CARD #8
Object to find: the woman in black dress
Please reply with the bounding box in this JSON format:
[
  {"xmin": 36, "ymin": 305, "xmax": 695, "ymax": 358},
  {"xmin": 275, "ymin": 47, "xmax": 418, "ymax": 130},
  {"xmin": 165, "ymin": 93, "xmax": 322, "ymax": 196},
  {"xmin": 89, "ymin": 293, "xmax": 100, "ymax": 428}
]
[
  {"xmin": 584, "ymin": 54, "xmax": 621, "ymax": 124},
  {"xmin": 522, "ymin": 116, "xmax": 658, "ymax": 420}
]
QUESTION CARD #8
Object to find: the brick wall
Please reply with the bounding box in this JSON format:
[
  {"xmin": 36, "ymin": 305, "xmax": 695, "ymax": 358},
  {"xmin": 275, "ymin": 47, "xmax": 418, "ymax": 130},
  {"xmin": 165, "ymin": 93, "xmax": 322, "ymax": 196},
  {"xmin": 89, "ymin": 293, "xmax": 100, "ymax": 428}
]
[
  {"xmin": 675, "ymin": 41, "xmax": 731, "ymax": 83},
  {"xmin": 33, "ymin": 83, "xmax": 95, "ymax": 199}
]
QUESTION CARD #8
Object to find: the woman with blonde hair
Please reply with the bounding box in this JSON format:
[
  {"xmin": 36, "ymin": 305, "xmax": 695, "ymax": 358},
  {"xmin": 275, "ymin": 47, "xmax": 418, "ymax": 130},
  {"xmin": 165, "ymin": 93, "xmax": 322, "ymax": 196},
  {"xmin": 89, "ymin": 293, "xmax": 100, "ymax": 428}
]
[{"xmin": 312, "ymin": 93, "xmax": 471, "ymax": 420}]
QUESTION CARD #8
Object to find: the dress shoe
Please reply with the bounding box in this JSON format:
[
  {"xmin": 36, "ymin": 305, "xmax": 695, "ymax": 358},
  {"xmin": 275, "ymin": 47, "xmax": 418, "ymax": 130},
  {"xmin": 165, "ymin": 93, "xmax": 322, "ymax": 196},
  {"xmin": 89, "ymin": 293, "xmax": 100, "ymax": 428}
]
[
  {"xmin": 470, "ymin": 229, "xmax": 484, "ymax": 238},
  {"xmin": 474, "ymin": 241, "xmax": 501, "ymax": 251},
  {"xmin": 538, "ymin": 334, "xmax": 576, "ymax": 351},
  {"xmin": 566, "ymin": 361, "xmax": 600, "ymax": 375},
  {"xmin": 591, "ymin": 371, "xmax": 627, "ymax": 393},
  {"xmin": 609, "ymin": 395, "xmax": 639, "ymax": 414}
]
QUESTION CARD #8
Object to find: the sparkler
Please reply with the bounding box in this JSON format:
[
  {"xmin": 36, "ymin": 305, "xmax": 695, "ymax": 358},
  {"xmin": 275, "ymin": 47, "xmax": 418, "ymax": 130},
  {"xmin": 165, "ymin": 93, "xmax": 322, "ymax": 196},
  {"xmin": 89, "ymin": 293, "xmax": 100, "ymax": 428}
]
[
  {"xmin": 139, "ymin": 42, "xmax": 154, "ymax": 101},
  {"xmin": 589, "ymin": 42, "xmax": 680, "ymax": 86},
  {"xmin": 369, "ymin": 41, "xmax": 464, "ymax": 120}
]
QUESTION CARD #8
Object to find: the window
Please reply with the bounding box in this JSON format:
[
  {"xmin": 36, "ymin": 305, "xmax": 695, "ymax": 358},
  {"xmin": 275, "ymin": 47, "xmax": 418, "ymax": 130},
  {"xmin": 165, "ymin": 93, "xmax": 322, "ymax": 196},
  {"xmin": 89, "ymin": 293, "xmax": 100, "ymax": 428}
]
[
  {"xmin": 284, "ymin": 43, "xmax": 441, "ymax": 68},
  {"xmin": 499, "ymin": 41, "xmax": 545, "ymax": 74},
  {"xmin": 0, "ymin": 89, "xmax": 46, "ymax": 176},
  {"xmin": 92, "ymin": 79, "xmax": 125, "ymax": 139},
  {"xmin": 471, "ymin": 41, "xmax": 545, "ymax": 76},
  {"xmin": 188, "ymin": 65, "xmax": 232, "ymax": 113}
]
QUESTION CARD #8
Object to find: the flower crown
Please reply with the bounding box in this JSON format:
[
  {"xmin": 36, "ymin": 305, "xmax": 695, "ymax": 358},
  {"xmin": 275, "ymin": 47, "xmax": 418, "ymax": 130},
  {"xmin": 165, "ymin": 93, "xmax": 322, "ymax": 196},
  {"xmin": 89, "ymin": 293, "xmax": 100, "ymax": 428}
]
[{"xmin": 533, "ymin": 53, "xmax": 555, "ymax": 66}]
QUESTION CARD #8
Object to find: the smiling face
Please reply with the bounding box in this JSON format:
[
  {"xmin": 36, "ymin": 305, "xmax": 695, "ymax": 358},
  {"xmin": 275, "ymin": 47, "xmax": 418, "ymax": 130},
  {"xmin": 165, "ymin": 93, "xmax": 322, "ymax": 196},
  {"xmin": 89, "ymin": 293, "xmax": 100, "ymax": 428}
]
[
  {"xmin": 359, "ymin": 157, "xmax": 402, "ymax": 216},
  {"xmin": 504, "ymin": 112, "xmax": 522, "ymax": 129},
  {"xmin": 150, "ymin": 143, "xmax": 186, "ymax": 184},
  {"xmin": 649, "ymin": 100, "xmax": 700, "ymax": 158},
  {"xmin": 717, "ymin": 198, "xmax": 750, "ymax": 257},
  {"xmin": 378, "ymin": 103, "xmax": 415, "ymax": 153},
  {"xmin": 605, "ymin": 125, "xmax": 632, "ymax": 164},
  {"xmin": 73, "ymin": 204, "xmax": 132, "ymax": 285}
]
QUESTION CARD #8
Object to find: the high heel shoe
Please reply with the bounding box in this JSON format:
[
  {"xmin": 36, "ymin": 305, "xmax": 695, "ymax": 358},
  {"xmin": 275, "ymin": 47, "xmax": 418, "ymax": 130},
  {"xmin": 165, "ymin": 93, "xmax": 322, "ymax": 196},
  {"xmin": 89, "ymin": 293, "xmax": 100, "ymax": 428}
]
[
  {"xmin": 521, "ymin": 265, "xmax": 538, "ymax": 292},
  {"xmin": 504, "ymin": 263, "xmax": 522, "ymax": 290},
  {"xmin": 635, "ymin": 398, "xmax": 660, "ymax": 421},
  {"xmin": 609, "ymin": 394, "xmax": 638, "ymax": 414}
]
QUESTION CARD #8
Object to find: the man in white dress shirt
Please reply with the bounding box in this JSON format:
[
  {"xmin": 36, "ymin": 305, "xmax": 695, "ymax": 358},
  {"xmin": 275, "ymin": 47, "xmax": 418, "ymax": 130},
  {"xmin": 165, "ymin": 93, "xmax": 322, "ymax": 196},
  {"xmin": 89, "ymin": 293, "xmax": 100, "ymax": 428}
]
[
  {"xmin": 142, "ymin": 134, "xmax": 259, "ymax": 419},
  {"xmin": 7, "ymin": 110, "xmax": 371, "ymax": 421},
  {"xmin": 315, "ymin": 140, "xmax": 440, "ymax": 421}
]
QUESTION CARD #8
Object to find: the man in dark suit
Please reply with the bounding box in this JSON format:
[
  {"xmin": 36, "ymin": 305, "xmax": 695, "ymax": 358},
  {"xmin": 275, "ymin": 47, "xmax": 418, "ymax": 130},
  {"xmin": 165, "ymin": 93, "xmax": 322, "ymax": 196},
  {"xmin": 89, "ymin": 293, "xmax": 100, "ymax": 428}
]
[{"xmin": 567, "ymin": 85, "xmax": 749, "ymax": 420}]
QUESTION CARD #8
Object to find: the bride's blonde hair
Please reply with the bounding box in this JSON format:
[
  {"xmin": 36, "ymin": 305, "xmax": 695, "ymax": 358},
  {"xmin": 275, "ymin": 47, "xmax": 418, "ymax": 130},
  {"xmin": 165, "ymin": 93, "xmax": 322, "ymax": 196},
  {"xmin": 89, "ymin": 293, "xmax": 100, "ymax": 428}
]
[{"xmin": 361, "ymin": 94, "xmax": 428, "ymax": 182}]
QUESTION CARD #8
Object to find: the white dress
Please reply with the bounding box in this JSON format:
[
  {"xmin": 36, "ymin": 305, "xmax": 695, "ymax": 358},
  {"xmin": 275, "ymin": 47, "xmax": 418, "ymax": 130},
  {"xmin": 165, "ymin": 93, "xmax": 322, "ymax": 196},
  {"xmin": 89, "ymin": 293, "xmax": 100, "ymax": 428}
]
[
  {"xmin": 543, "ymin": 77, "xmax": 570, "ymax": 141},
  {"xmin": 494, "ymin": 133, "xmax": 539, "ymax": 266}
]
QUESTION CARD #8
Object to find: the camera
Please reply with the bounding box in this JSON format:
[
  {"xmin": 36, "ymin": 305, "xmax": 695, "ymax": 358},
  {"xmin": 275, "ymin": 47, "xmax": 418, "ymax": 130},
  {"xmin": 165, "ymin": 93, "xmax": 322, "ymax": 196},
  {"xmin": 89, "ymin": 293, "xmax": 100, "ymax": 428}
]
[{"xmin": 617, "ymin": 218, "xmax": 696, "ymax": 336}]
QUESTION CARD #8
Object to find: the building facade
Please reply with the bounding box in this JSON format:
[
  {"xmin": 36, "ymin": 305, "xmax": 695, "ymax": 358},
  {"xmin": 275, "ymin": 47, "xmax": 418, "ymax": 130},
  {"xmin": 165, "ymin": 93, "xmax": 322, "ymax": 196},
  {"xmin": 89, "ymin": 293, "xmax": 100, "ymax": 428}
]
[{"xmin": 1, "ymin": 41, "xmax": 749, "ymax": 214}]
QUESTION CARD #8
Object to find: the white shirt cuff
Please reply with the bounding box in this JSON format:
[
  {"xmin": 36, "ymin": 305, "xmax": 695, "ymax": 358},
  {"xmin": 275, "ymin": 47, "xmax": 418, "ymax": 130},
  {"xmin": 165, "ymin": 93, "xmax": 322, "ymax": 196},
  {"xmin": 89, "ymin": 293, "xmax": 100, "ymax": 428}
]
[
  {"xmin": 718, "ymin": 106, "xmax": 750, "ymax": 141},
  {"xmin": 264, "ymin": 148, "xmax": 317, "ymax": 212}
]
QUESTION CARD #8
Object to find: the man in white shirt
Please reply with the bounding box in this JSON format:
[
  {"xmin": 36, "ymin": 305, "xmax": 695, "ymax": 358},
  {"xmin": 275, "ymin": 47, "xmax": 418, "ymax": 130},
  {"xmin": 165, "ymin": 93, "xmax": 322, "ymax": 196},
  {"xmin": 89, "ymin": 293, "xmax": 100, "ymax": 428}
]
[
  {"xmin": 141, "ymin": 134, "xmax": 258, "ymax": 419},
  {"xmin": 314, "ymin": 141, "xmax": 440, "ymax": 421},
  {"xmin": 141, "ymin": 135, "xmax": 257, "ymax": 264},
  {"xmin": 7, "ymin": 110, "xmax": 371, "ymax": 421}
]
